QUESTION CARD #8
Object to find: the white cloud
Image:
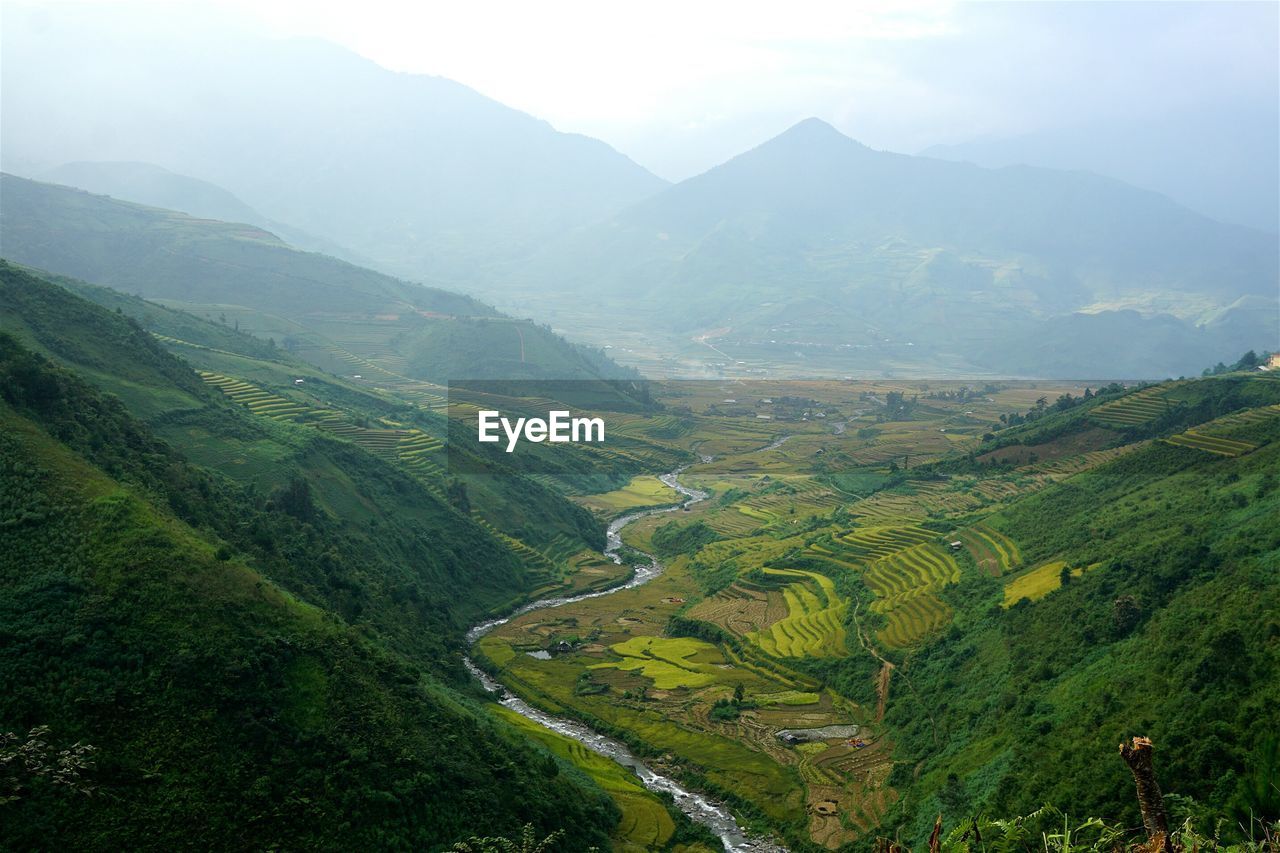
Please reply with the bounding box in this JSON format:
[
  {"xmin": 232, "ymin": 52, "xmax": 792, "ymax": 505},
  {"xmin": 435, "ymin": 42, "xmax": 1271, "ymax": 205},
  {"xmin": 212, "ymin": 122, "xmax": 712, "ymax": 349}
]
[{"xmin": 11, "ymin": 0, "xmax": 1275, "ymax": 181}]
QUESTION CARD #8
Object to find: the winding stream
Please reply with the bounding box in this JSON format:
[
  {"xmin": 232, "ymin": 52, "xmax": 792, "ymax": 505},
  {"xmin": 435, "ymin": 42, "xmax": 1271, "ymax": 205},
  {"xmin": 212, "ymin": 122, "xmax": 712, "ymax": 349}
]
[{"xmin": 465, "ymin": 455, "xmax": 788, "ymax": 853}]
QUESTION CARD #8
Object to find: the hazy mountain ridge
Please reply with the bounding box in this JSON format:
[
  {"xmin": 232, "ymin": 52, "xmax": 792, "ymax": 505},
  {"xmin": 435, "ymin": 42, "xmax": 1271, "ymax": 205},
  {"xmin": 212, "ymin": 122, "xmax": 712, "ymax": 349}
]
[
  {"xmin": 921, "ymin": 111, "xmax": 1280, "ymax": 233},
  {"xmin": 2, "ymin": 19, "xmax": 668, "ymax": 281},
  {"xmin": 0, "ymin": 174, "xmax": 636, "ymax": 383},
  {"xmin": 501, "ymin": 118, "xmax": 1277, "ymax": 378},
  {"xmin": 34, "ymin": 161, "xmax": 367, "ymax": 261}
]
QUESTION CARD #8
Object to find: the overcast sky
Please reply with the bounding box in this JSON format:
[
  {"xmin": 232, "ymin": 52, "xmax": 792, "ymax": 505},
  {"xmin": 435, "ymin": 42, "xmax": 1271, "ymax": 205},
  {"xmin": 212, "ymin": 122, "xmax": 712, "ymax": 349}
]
[{"xmin": 7, "ymin": 0, "xmax": 1279, "ymax": 181}]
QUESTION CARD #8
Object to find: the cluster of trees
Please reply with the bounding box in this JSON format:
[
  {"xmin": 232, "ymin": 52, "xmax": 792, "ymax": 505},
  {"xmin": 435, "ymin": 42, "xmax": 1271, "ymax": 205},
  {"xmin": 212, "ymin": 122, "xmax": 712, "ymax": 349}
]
[
  {"xmin": 924, "ymin": 383, "xmax": 1002, "ymax": 403},
  {"xmin": 1202, "ymin": 349, "xmax": 1272, "ymax": 376},
  {"xmin": 997, "ymin": 384, "xmax": 1126, "ymax": 428},
  {"xmin": 651, "ymin": 519, "xmax": 721, "ymax": 557}
]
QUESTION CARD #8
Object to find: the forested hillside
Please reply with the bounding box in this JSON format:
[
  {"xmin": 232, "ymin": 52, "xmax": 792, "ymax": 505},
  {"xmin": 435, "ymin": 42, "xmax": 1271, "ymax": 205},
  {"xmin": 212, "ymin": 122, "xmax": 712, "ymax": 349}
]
[
  {"xmin": 851, "ymin": 380, "xmax": 1280, "ymax": 841},
  {"xmin": 0, "ymin": 332, "xmax": 622, "ymax": 849},
  {"xmin": 0, "ymin": 262, "xmax": 625, "ymax": 624}
]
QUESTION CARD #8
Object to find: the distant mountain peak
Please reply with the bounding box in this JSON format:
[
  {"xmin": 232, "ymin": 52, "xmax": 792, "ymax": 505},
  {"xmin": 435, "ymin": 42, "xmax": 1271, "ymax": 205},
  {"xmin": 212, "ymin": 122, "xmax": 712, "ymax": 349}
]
[
  {"xmin": 785, "ymin": 116, "xmax": 844, "ymax": 136},
  {"xmin": 753, "ymin": 117, "xmax": 870, "ymax": 158}
]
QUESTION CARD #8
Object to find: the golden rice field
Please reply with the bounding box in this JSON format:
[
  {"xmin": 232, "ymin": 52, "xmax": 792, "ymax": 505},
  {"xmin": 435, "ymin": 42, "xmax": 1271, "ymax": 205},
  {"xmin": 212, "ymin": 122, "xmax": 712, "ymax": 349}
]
[
  {"xmin": 1003, "ymin": 560, "xmax": 1098, "ymax": 605},
  {"xmin": 489, "ymin": 706, "xmax": 677, "ymax": 852},
  {"xmin": 1028, "ymin": 444, "xmax": 1143, "ymax": 478},
  {"xmin": 860, "ymin": 544, "xmax": 960, "ymax": 648},
  {"xmin": 734, "ymin": 480, "xmax": 843, "ymax": 525},
  {"xmin": 572, "ymin": 474, "xmax": 681, "ymax": 515},
  {"xmin": 746, "ymin": 569, "xmax": 850, "ymax": 658},
  {"xmin": 836, "ymin": 524, "xmax": 935, "ymax": 560},
  {"xmin": 590, "ymin": 635, "xmax": 724, "ymax": 689},
  {"xmin": 199, "ymin": 371, "xmax": 311, "ymax": 421},
  {"xmin": 199, "ymin": 371, "xmax": 445, "ymax": 464}
]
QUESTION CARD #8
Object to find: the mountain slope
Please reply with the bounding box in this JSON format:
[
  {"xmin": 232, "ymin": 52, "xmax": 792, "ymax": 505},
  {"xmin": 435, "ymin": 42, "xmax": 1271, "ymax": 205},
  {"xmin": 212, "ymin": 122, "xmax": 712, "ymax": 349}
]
[
  {"xmin": 0, "ymin": 263, "xmax": 616, "ymax": 653},
  {"xmin": 509, "ymin": 119, "xmax": 1278, "ymax": 378},
  {"xmin": 36, "ymin": 160, "xmax": 363, "ymax": 261},
  {"xmin": 921, "ymin": 111, "xmax": 1280, "ymax": 233},
  {"xmin": 0, "ymin": 174, "xmax": 633, "ymax": 382},
  {"xmin": 862, "ymin": 375, "xmax": 1280, "ymax": 840},
  {"xmin": 0, "ymin": 331, "xmax": 620, "ymax": 849},
  {"xmin": 1, "ymin": 11, "xmax": 667, "ymax": 280}
]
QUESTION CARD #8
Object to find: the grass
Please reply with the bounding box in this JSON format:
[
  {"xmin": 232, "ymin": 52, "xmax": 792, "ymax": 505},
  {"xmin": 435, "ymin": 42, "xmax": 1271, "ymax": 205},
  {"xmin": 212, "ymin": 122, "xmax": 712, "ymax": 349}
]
[{"xmin": 489, "ymin": 706, "xmax": 676, "ymax": 852}]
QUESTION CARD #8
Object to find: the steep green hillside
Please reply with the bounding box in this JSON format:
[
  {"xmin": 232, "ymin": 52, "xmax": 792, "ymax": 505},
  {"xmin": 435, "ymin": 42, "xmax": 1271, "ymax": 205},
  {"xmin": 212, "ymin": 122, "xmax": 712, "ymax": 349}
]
[
  {"xmin": 505, "ymin": 119, "xmax": 1277, "ymax": 378},
  {"xmin": 0, "ymin": 263, "xmax": 613, "ymax": 652},
  {"xmin": 0, "ymin": 333, "xmax": 620, "ymax": 850},
  {"xmin": 0, "ymin": 174, "xmax": 633, "ymax": 382}
]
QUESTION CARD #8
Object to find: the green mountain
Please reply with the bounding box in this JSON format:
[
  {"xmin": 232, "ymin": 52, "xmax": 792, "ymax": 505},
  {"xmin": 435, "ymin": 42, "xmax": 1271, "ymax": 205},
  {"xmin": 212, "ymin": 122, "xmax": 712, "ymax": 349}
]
[
  {"xmin": 2, "ymin": 11, "xmax": 667, "ymax": 280},
  {"xmin": 0, "ymin": 275, "xmax": 625, "ymax": 848},
  {"xmin": 505, "ymin": 119, "xmax": 1278, "ymax": 378},
  {"xmin": 43, "ymin": 161, "xmax": 264, "ymax": 227},
  {"xmin": 0, "ymin": 173, "xmax": 632, "ymax": 383},
  {"xmin": 0, "ymin": 258, "xmax": 634, "ymax": 577},
  {"xmin": 37, "ymin": 160, "xmax": 363, "ymax": 261}
]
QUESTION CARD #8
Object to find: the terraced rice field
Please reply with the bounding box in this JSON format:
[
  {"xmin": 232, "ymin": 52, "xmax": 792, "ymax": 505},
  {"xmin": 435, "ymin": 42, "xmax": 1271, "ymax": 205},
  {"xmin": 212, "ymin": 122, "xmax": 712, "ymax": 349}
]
[
  {"xmin": 468, "ymin": 513, "xmax": 561, "ymax": 589},
  {"xmin": 688, "ymin": 584, "xmax": 784, "ymax": 638},
  {"xmin": 956, "ymin": 524, "xmax": 1021, "ymax": 576},
  {"xmin": 695, "ymin": 534, "xmax": 800, "ymax": 576},
  {"xmin": 836, "ymin": 524, "xmax": 935, "ymax": 560},
  {"xmin": 1003, "ymin": 561, "xmax": 1097, "ymax": 605},
  {"xmin": 702, "ymin": 505, "xmax": 766, "ymax": 536},
  {"xmin": 200, "ymin": 372, "xmax": 453, "ymax": 496},
  {"xmin": 1003, "ymin": 560, "xmax": 1068, "ymax": 605},
  {"xmin": 746, "ymin": 569, "xmax": 849, "ymax": 658},
  {"xmin": 861, "ymin": 544, "xmax": 960, "ymax": 648},
  {"xmin": 1197, "ymin": 403, "xmax": 1280, "ymax": 432},
  {"xmin": 1030, "ymin": 444, "xmax": 1142, "ymax": 478},
  {"xmin": 848, "ymin": 490, "xmax": 930, "ymax": 521},
  {"xmin": 397, "ymin": 430, "xmax": 444, "ymax": 475},
  {"xmin": 1164, "ymin": 431, "xmax": 1257, "ymax": 457},
  {"xmin": 198, "ymin": 372, "xmax": 311, "ymax": 420},
  {"xmin": 289, "ymin": 338, "xmax": 449, "ymax": 409},
  {"xmin": 735, "ymin": 482, "xmax": 843, "ymax": 525},
  {"xmin": 1090, "ymin": 387, "xmax": 1176, "ymax": 427}
]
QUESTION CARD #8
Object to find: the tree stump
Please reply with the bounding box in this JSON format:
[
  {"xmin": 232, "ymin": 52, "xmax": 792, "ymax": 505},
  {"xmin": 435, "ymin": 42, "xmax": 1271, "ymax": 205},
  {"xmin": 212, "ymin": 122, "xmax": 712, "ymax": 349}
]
[{"xmin": 1119, "ymin": 736, "xmax": 1174, "ymax": 853}]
